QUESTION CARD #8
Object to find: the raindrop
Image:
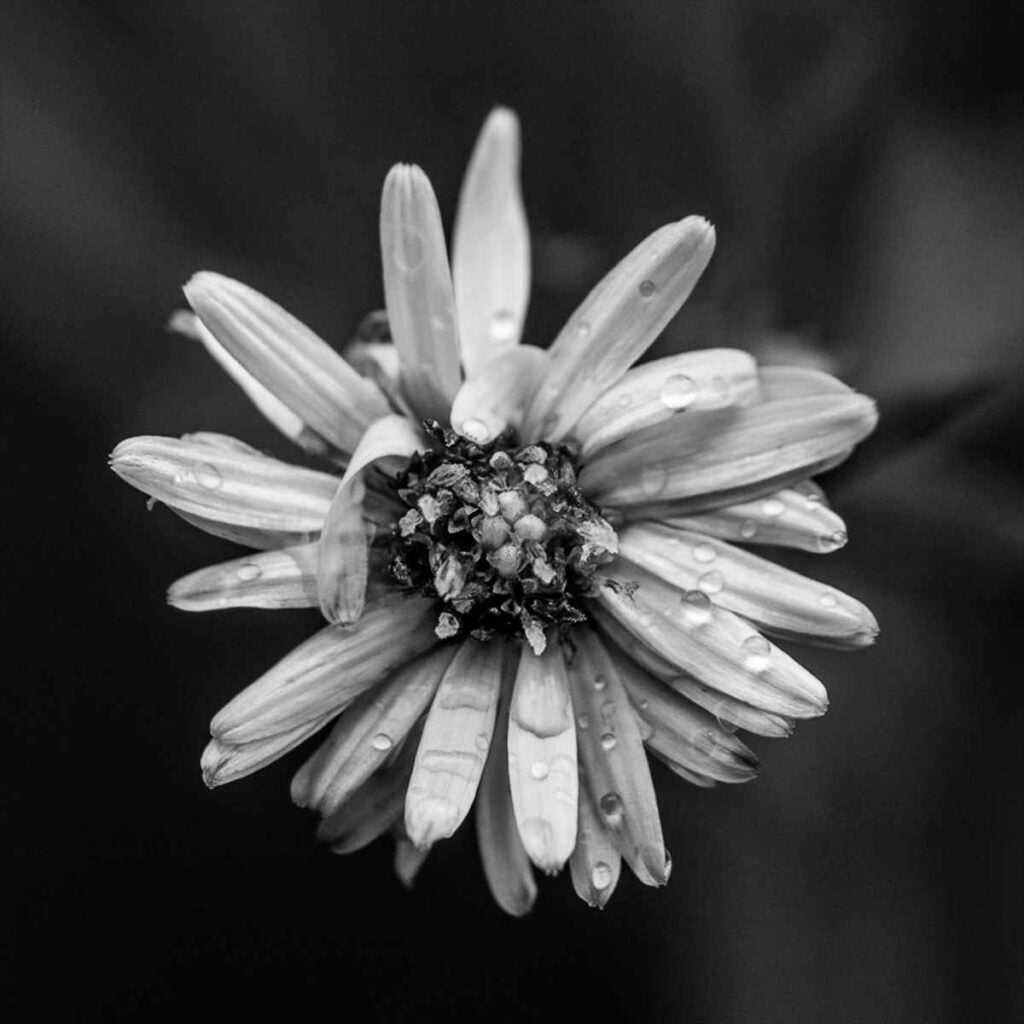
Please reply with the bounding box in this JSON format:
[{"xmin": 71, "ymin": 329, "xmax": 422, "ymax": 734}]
[
  {"xmin": 762, "ymin": 498, "xmax": 785, "ymax": 517},
  {"xmin": 195, "ymin": 463, "xmax": 223, "ymax": 490},
  {"xmin": 530, "ymin": 760, "xmax": 550, "ymax": 780},
  {"xmin": 693, "ymin": 543, "xmax": 717, "ymax": 564},
  {"xmin": 459, "ymin": 418, "xmax": 491, "ymax": 444},
  {"xmin": 741, "ymin": 634, "xmax": 771, "ymax": 672},
  {"xmin": 637, "ymin": 698, "xmax": 649, "ymax": 711},
  {"xmin": 593, "ymin": 674, "xmax": 608, "ymax": 692},
  {"xmin": 638, "ymin": 279, "xmax": 657, "ymax": 298},
  {"xmin": 575, "ymin": 319, "xmax": 592, "ymax": 339},
  {"xmin": 475, "ymin": 732, "xmax": 490, "ymax": 751},
  {"xmin": 591, "ymin": 862, "xmax": 614, "ymax": 890},
  {"xmin": 600, "ymin": 732, "xmax": 618, "ymax": 752},
  {"xmin": 819, "ymin": 591, "xmax": 838, "ymax": 608},
  {"xmin": 489, "ymin": 309, "xmax": 518, "ymax": 341},
  {"xmin": 577, "ymin": 713, "xmax": 591, "ymax": 731},
  {"xmin": 698, "ymin": 569, "xmax": 725, "ymax": 595},
  {"xmin": 599, "ymin": 792, "xmax": 624, "ymax": 825},
  {"xmin": 680, "ymin": 590, "xmax": 712, "ymax": 625},
  {"xmin": 659, "ymin": 374, "xmax": 698, "ymax": 410},
  {"xmin": 371, "ymin": 733, "xmax": 393, "ymax": 752},
  {"xmin": 640, "ymin": 465, "xmax": 667, "ymax": 498},
  {"xmin": 739, "ymin": 520, "xmax": 758, "ymax": 540},
  {"xmin": 236, "ymin": 563, "xmax": 262, "ymax": 582}
]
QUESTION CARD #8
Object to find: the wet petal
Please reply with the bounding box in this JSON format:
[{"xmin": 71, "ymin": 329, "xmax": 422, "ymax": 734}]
[
  {"xmin": 580, "ymin": 392, "xmax": 877, "ymax": 512},
  {"xmin": 405, "ymin": 641, "xmax": 505, "ymax": 847},
  {"xmin": 452, "ymin": 107, "xmax": 530, "ymax": 377},
  {"xmin": 595, "ymin": 562, "xmax": 828, "ymax": 719},
  {"xmin": 184, "ymin": 273, "xmax": 389, "ymax": 454},
  {"xmin": 619, "ymin": 524, "xmax": 878, "ymax": 649},
  {"xmin": 568, "ymin": 630, "xmax": 668, "ymax": 886},
  {"xmin": 523, "ymin": 217, "xmax": 715, "ymax": 441},
  {"xmin": 450, "ymin": 345, "xmax": 549, "ymax": 444},
  {"xmin": 110, "ymin": 435, "xmax": 337, "ymax": 534},
  {"xmin": 663, "ymin": 482, "xmax": 850, "ymax": 554},
  {"xmin": 211, "ymin": 594, "xmax": 437, "ymax": 743},
  {"xmin": 291, "ymin": 645, "xmax": 456, "ymax": 814},
  {"xmin": 569, "ymin": 773, "xmax": 622, "ymax": 908},
  {"xmin": 573, "ymin": 349, "xmax": 758, "ymax": 457},
  {"xmin": 317, "ymin": 415, "xmax": 423, "ymax": 624},
  {"xmin": 476, "ymin": 680, "xmax": 537, "ymax": 917},
  {"xmin": 380, "ymin": 164, "xmax": 463, "ymax": 422},
  {"xmin": 507, "ymin": 640, "xmax": 578, "ymax": 873}
]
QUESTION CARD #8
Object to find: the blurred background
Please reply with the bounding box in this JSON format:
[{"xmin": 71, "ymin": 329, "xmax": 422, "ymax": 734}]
[{"xmin": 4, "ymin": 0, "xmax": 1023, "ymax": 1020}]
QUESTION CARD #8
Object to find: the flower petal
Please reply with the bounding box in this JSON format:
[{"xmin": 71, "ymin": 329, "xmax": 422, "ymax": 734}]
[
  {"xmin": 168, "ymin": 543, "xmax": 320, "ymax": 611},
  {"xmin": 594, "ymin": 562, "xmax": 828, "ymax": 718},
  {"xmin": 568, "ymin": 630, "xmax": 668, "ymax": 886},
  {"xmin": 405, "ymin": 641, "xmax": 505, "ymax": 847},
  {"xmin": 290, "ymin": 645, "xmax": 456, "ymax": 814},
  {"xmin": 507, "ymin": 639, "xmax": 578, "ymax": 873},
  {"xmin": 394, "ymin": 838, "xmax": 430, "ymax": 888},
  {"xmin": 184, "ymin": 273, "xmax": 390, "ymax": 454},
  {"xmin": 380, "ymin": 164, "xmax": 463, "ymax": 422},
  {"xmin": 449, "ymin": 345, "xmax": 549, "ymax": 444},
  {"xmin": 758, "ymin": 365, "xmax": 853, "ymax": 400},
  {"xmin": 569, "ymin": 773, "xmax": 622, "ymax": 909},
  {"xmin": 662, "ymin": 482, "xmax": 850, "ymax": 554},
  {"xmin": 452, "ymin": 107, "xmax": 530, "ymax": 377},
  {"xmin": 591, "ymin": 604, "xmax": 794, "ymax": 738},
  {"xmin": 523, "ymin": 217, "xmax": 716, "ymax": 442},
  {"xmin": 579, "ymin": 392, "xmax": 877, "ymax": 513},
  {"xmin": 317, "ymin": 415, "xmax": 423, "ymax": 624},
  {"xmin": 619, "ymin": 524, "xmax": 879, "ymax": 649},
  {"xmin": 211, "ymin": 594, "xmax": 437, "ymax": 744},
  {"xmin": 476, "ymin": 685, "xmax": 538, "ymax": 917},
  {"xmin": 172, "ymin": 510, "xmax": 315, "ymax": 551},
  {"xmin": 573, "ymin": 349, "xmax": 759, "ymax": 457},
  {"xmin": 110, "ymin": 435, "xmax": 337, "ymax": 534}
]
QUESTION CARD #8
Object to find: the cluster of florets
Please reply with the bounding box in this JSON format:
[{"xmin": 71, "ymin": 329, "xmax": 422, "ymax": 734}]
[{"xmin": 385, "ymin": 422, "xmax": 619, "ymax": 652}]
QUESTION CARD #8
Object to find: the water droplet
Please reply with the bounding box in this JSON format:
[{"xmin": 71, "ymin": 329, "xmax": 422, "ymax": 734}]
[
  {"xmin": 680, "ymin": 590, "xmax": 712, "ymax": 625},
  {"xmin": 640, "ymin": 465, "xmax": 667, "ymax": 498},
  {"xmin": 805, "ymin": 490, "xmax": 823, "ymax": 507},
  {"xmin": 371, "ymin": 733, "xmax": 393, "ymax": 752},
  {"xmin": 818, "ymin": 529, "xmax": 847, "ymax": 552},
  {"xmin": 575, "ymin": 319, "xmax": 592, "ymax": 339},
  {"xmin": 195, "ymin": 463, "xmax": 223, "ymax": 489},
  {"xmin": 395, "ymin": 229, "xmax": 425, "ymax": 274},
  {"xmin": 530, "ymin": 760, "xmax": 549, "ymax": 780},
  {"xmin": 460, "ymin": 417, "xmax": 491, "ymax": 443},
  {"xmin": 638, "ymin": 279, "xmax": 657, "ymax": 298},
  {"xmin": 475, "ymin": 732, "xmax": 490, "ymax": 751},
  {"xmin": 659, "ymin": 373, "xmax": 698, "ymax": 410},
  {"xmin": 693, "ymin": 543, "xmax": 717, "ymax": 563},
  {"xmin": 599, "ymin": 792, "xmax": 624, "ymax": 825},
  {"xmin": 762, "ymin": 498, "xmax": 785, "ymax": 517},
  {"xmin": 637, "ymin": 698, "xmax": 649, "ymax": 711},
  {"xmin": 819, "ymin": 590, "xmax": 838, "ymax": 608},
  {"xmin": 236, "ymin": 563, "xmax": 262, "ymax": 582},
  {"xmin": 591, "ymin": 861, "xmax": 613, "ymax": 890},
  {"xmin": 576, "ymin": 713, "xmax": 591, "ymax": 730},
  {"xmin": 698, "ymin": 569, "xmax": 725, "ymax": 594},
  {"xmin": 600, "ymin": 732, "xmax": 618, "ymax": 752},
  {"xmin": 739, "ymin": 520, "xmax": 758, "ymax": 540},
  {"xmin": 489, "ymin": 309, "xmax": 518, "ymax": 341},
  {"xmin": 593, "ymin": 674, "xmax": 608, "ymax": 692},
  {"xmin": 741, "ymin": 634, "xmax": 772, "ymax": 672}
]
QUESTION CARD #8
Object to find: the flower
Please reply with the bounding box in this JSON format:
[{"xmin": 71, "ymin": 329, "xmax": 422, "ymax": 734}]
[{"xmin": 110, "ymin": 107, "xmax": 878, "ymax": 914}]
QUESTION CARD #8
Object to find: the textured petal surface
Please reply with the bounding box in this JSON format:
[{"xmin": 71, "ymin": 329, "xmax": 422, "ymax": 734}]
[
  {"xmin": 507, "ymin": 640, "xmax": 578, "ymax": 873},
  {"xmin": 568, "ymin": 630, "xmax": 668, "ymax": 885},
  {"xmin": 573, "ymin": 349, "xmax": 758, "ymax": 457},
  {"xmin": 184, "ymin": 273, "xmax": 389, "ymax": 454},
  {"xmin": 380, "ymin": 164, "xmax": 463, "ymax": 422},
  {"xmin": 452, "ymin": 107, "xmax": 530, "ymax": 377},
  {"xmin": 211, "ymin": 594, "xmax": 437, "ymax": 743},
  {"xmin": 569, "ymin": 774, "xmax": 622, "ymax": 908},
  {"xmin": 449, "ymin": 345, "xmax": 549, "ymax": 444},
  {"xmin": 110, "ymin": 435, "xmax": 337, "ymax": 534},
  {"xmin": 405, "ymin": 641, "xmax": 504, "ymax": 847},
  {"xmin": 619, "ymin": 524, "xmax": 879, "ymax": 648},
  {"xmin": 317, "ymin": 415, "xmax": 423, "ymax": 624},
  {"xmin": 523, "ymin": 217, "xmax": 715, "ymax": 441},
  {"xmin": 580, "ymin": 392, "xmax": 877, "ymax": 512}
]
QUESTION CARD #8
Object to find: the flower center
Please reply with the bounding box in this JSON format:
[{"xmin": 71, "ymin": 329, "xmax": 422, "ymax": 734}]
[{"xmin": 386, "ymin": 421, "xmax": 618, "ymax": 653}]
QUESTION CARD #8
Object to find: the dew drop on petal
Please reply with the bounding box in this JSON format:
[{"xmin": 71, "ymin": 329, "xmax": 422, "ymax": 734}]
[
  {"xmin": 530, "ymin": 760, "xmax": 550, "ymax": 780},
  {"xmin": 575, "ymin": 319, "xmax": 592, "ymax": 339},
  {"xmin": 741, "ymin": 634, "xmax": 772, "ymax": 672},
  {"xmin": 599, "ymin": 792, "xmax": 624, "ymax": 825},
  {"xmin": 236, "ymin": 562, "xmax": 262, "ymax": 582},
  {"xmin": 638, "ymin": 279, "xmax": 657, "ymax": 298},
  {"xmin": 371, "ymin": 733, "xmax": 394, "ymax": 752},
  {"xmin": 475, "ymin": 732, "xmax": 490, "ymax": 752},
  {"xmin": 680, "ymin": 590, "xmax": 712, "ymax": 625},
  {"xmin": 593, "ymin": 674, "xmax": 608, "ymax": 692},
  {"xmin": 819, "ymin": 590, "xmax": 838, "ymax": 608},
  {"xmin": 577, "ymin": 713, "xmax": 591, "ymax": 731},
  {"xmin": 591, "ymin": 861, "xmax": 613, "ymax": 890},
  {"xmin": 740, "ymin": 520, "xmax": 758, "ymax": 540},
  {"xmin": 698, "ymin": 569, "xmax": 725, "ymax": 594},
  {"xmin": 460, "ymin": 418, "xmax": 492, "ymax": 444},
  {"xmin": 600, "ymin": 732, "xmax": 618, "ymax": 752},
  {"xmin": 659, "ymin": 374, "xmax": 698, "ymax": 410},
  {"xmin": 640, "ymin": 465, "xmax": 667, "ymax": 498},
  {"xmin": 693, "ymin": 543, "xmax": 717, "ymax": 564},
  {"xmin": 195, "ymin": 463, "xmax": 223, "ymax": 490},
  {"xmin": 762, "ymin": 498, "xmax": 785, "ymax": 517},
  {"xmin": 489, "ymin": 309, "xmax": 518, "ymax": 341},
  {"xmin": 637, "ymin": 698, "xmax": 649, "ymax": 711}
]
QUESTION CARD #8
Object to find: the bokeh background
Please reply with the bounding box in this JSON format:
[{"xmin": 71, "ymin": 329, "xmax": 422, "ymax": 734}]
[{"xmin": 4, "ymin": 1, "xmax": 1023, "ymax": 1020}]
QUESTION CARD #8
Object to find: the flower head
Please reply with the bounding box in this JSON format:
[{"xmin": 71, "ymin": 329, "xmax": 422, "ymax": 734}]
[{"xmin": 110, "ymin": 108, "xmax": 878, "ymax": 913}]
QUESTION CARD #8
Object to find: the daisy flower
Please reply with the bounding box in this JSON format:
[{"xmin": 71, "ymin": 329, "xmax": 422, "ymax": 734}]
[{"xmin": 110, "ymin": 108, "xmax": 878, "ymax": 914}]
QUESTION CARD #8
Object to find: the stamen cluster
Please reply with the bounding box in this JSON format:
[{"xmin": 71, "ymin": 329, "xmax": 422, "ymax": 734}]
[{"xmin": 386, "ymin": 422, "xmax": 618, "ymax": 652}]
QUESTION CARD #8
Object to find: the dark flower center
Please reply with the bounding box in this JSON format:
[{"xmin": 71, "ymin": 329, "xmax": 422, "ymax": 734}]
[{"xmin": 385, "ymin": 421, "xmax": 618, "ymax": 652}]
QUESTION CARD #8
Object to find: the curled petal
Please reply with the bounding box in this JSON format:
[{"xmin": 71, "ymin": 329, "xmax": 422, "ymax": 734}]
[
  {"xmin": 569, "ymin": 773, "xmax": 622, "ymax": 908},
  {"xmin": 317, "ymin": 415, "xmax": 424, "ymax": 624},
  {"xmin": 523, "ymin": 217, "xmax": 716, "ymax": 442},
  {"xmin": 449, "ymin": 345, "xmax": 549, "ymax": 444},
  {"xmin": 453, "ymin": 107, "xmax": 530, "ymax": 377},
  {"xmin": 110, "ymin": 435, "xmax": 337, "ymax": 534},
  {"xmin": 380, "ymin": 164, "xmax": 463, "ymax": 422},
  {"xmin": 184, "ymin": 273, "xmax": 389, "ymax": 454},
  {"xmin": 573, "ymin": 349, "xmax": 758, "ymax": 457}
]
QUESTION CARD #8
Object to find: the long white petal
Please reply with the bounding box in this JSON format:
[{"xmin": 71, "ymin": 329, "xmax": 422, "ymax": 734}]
[
  {"xmin": 573, "ymin": 349, "xmax": 758, "ymax": 457},
  {"xmin": 523, "ymin": 217, "xmax": 715, "ymax": 441},
  {"xmin": 507, "ymin": 640, "xmax": 578, "ymax": 873},
  {"xmin": 405, "ymin": 641, "xmax": 505, "ymax": 847},
  {"xmin": 317, "ymin": 415, "xmax": 424, "ymax": 624},
  {"xmin": 380, "ymin": 164, "xmax": 463, "ymax": 422},
  {"xmin": 452, "ymin": 107, "xmax": 531, "ymax": 377},
  {"xmin": 184, "ymin": 273, "xmax": 390, "ymax": 454},
  {"xmin": 569, "ymin": 773, "xmax": 622, "ymax": 908}
]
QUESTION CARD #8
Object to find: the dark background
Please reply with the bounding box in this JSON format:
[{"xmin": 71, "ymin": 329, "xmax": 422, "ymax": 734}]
[{"xmin": 4, "ymin": 1, "xmax": 1023, "ymax": 1020}]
